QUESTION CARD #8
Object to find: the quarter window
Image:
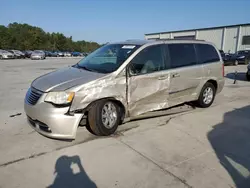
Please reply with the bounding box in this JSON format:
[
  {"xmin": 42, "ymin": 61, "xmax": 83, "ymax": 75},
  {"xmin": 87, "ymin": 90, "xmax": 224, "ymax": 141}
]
[
  {"xmin": 195, "ymin": 44, "xmax": 220, "ymax": 64},
  {"xmin": 129, "ymin": 45, "xmax": 165, "ymax": 75},
  {"xmin": 168, "ymin": 44, "xmax": 197, "ymax": 68}
]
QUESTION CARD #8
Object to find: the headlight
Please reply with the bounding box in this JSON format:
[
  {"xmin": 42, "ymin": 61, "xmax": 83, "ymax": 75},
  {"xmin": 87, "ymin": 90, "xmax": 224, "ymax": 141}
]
[{"xmin": 45, "ymin": 92, "xmax": 75, "ymax": 105}]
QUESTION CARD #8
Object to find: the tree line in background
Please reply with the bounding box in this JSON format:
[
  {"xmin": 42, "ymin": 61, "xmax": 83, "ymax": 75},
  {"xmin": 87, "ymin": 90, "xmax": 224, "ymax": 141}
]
[{"xmin": 0, "ymin": 22, "xmax": 100, "ymax": 52}]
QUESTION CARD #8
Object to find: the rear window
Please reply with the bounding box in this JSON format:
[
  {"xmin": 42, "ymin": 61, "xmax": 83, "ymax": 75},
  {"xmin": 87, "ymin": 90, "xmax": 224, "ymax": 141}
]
[
  {"xmin": 168, "ymin": 43, "xmax": 197, "ymax": 68},
  {"xmin": 195, "ymin": 44, "xmax": 220, "ymax": 64}
]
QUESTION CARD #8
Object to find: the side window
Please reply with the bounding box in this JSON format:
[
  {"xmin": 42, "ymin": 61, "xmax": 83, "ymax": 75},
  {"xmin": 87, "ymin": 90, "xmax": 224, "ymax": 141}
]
[
  {"xmin": 129, "ymin": 45, "xmax": 165, "ymax": 75},
  {"xmin": 195, "ymin": 44, "xmax": 220, "ymax": 64},
  {"xmin": 168, "ymin": 44, "xmax": 196, "ymax": 68}
]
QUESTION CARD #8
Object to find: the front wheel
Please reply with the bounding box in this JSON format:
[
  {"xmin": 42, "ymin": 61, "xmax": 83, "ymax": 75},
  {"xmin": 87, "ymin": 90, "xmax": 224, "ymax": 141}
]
[
  {"xmin": 87, "ymin": 100, "xmax": 121, "ymax": 136},
  {"xmin": 0, "ymin": 55, "xmax": 3, "ymax": 59},
  {"xmin": 197, "ymin": 82, "xmax": 216, "ymax": 108}
]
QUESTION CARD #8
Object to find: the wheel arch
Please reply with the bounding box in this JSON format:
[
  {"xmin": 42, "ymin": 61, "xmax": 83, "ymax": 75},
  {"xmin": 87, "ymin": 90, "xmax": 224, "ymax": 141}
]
[
  {"xmin": 80, "ymin": 97, "xmax": 126, "ymax": 123},
  {"xmin": 206, "ymin": 79, "xmax": 218, "ymax": 92}
]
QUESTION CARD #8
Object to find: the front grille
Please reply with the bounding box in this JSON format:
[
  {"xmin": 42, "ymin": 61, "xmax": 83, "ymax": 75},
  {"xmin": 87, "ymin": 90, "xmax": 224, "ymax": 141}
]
[{"xmin": 26, "ymin": 88, "xmax": 43, "ymax": 105}]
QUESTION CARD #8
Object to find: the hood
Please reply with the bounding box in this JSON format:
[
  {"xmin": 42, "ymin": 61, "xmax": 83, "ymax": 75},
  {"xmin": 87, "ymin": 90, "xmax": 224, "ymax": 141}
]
[{"xmin": 31, "ymin": 66, "xmax": 106, "ymax": 92}]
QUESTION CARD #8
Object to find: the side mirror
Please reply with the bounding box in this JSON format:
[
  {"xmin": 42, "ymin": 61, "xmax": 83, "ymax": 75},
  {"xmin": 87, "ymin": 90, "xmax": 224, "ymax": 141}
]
[{"xmin": 127, "ymin": 64, "xmax": 138, "ymax": 76}]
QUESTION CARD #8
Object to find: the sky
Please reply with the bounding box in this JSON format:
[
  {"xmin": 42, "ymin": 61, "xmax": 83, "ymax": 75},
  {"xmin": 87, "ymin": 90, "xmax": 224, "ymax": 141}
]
[{"xmin": 0, "ymin": 0, "xmax": 250, "ymax": 44}]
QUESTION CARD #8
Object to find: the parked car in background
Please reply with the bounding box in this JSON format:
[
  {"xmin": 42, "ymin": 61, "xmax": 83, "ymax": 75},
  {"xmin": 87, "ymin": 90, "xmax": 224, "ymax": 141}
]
[
  {"xmin": 247, "ymin": 63, "xmax": 250, "ymax": 81},
  {"xmin": 83, "ymin": 52, "xmax": 89, "ymax": 56},
  {"xmin": 8, "ymin": 50, "xmax": 25, "ymax": 59},
  {"xmin": 219, "ymin": 50, "xmax": 237, "ymax": 66},
  {"xmin": 71, "ymin": 52, "xmax": 83, "ymax": 57},
  {"xmin": 64, "ymin": 52, "xmax": 72, "ymax": 57},
  {"xmin": 24, "ymin": 50, "xmax": 33, "ymax": 58},
  {"xmin": 24, "ymin": 39, "xmax": 224, "ymax": 139},
  {"xmin": 50, "ymin": 51, "xmax": 58, "ymax": 57},
  {"xmin": 44, "ymin": 51, "xmax": 51, "ymax": 57},
  {"xmin": 57, "ymin": 51, "xmax": 64, "ymax": 57},
  {"xmin": 234, "ymin": 50, "xmax": 250, "ymax": 65},
  {"xmin": 0, "ymin": 49, "xmax": 15, "ymax": 59},
  {"xmin": 31, "ymin": 50, "xmax": 46, "ymax": 60}
]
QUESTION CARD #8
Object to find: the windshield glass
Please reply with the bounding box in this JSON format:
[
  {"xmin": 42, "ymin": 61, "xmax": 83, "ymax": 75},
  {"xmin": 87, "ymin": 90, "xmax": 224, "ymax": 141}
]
[
  {"xmin": 34, "ymin": 50, "xmax": 43, "ymax": 53},
  {"xmin": 0, "ymin": 50, "xmax": 9, "ymax": 53},
  {"xmin": 77, "ymin": 44, "xmax": 141, "ymax": 73},
  {"xmin": 13, "ymin": 50, "xmax": 22, "ymax": 53}
]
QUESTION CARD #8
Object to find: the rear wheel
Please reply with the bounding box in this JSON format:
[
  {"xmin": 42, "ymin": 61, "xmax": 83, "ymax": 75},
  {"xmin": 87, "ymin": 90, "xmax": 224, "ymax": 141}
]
[
  {"xmin": 87, "ymin": 100, "xmax": 121, "ymax": 136},
  {"xmin": 197, "ymin": 82, "xmax": 216, "ymax": 108}
]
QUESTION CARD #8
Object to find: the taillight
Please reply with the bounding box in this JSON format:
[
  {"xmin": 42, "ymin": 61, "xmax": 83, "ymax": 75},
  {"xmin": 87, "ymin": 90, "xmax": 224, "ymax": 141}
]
[{"xmin": 222, "ymin": 63, "xmax": 225, "ymax": 77}]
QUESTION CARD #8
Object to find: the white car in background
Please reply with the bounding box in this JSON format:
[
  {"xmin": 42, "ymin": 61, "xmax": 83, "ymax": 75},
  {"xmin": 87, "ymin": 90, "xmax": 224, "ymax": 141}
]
[
  {"xmin": 9, "ymin": 50, "xmax": 25, "ymax": 59},
  {"xmin": 31, "ymin": 50, "xmax": 46, "ymax": 60},
  {"xmin": 64, "ymin": 52, "xmax": 72, "ymax": 57},
  {"xmin": 0, "ymin": 49, "xmax": 15, "ymax": 59}
]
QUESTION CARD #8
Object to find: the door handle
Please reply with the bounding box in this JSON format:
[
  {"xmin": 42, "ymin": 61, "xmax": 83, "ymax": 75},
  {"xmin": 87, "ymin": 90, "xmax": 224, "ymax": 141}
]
[
  {"xmin": 158, "ymin": 75, "xmax": 168, "ymax": 80},
  {"xmin": 172, "ymin": 73, "xmax": 180, "ymax": 78}
]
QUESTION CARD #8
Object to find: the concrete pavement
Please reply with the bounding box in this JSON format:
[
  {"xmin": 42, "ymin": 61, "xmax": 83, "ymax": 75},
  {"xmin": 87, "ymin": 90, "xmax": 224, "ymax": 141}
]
[{"xmin": 0, "ymin": 59, "xmax": 250, "ymax": 187}]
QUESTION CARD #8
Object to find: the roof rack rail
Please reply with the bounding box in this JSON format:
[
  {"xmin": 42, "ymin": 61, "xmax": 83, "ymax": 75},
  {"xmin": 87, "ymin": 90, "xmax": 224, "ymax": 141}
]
[
  {"xmin": 126, "ymin": 39, "xmax": 143, "ymax": 41},
  {"xmin": 154, "ymin": 38, "xmax": 205, "ymax": 41}
]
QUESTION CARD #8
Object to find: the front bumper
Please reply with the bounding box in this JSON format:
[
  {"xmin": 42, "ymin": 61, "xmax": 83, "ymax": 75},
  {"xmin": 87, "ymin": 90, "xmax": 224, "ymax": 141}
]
[
  {"xmin": 1, "ymin": 55, "xmax": 15, "ymax": 59},
  {"xmin": 31, "ymin": 56, "xmax": 43, "ymax": 59},
  {"xmin": 24, "ymin": 94, "xmax": 83, "ymax": 139}
]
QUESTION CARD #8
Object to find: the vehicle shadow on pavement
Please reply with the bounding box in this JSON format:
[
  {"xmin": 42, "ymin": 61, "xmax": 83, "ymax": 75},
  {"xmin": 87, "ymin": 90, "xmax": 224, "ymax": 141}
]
[
  {"xmin": 226, "ymin": 72, "xmax": 247, "ymax": 81},
  {"xmin": 207, "ymin": 105, "xmax": 250, "ymax": 188},
  {"xmin": 48, "ymin": 155, "xmax": 97, "ymax": 188}
]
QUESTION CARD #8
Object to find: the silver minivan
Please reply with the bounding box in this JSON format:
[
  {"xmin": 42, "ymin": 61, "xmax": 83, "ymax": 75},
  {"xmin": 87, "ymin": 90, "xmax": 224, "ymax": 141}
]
[{"xmin": 24, "ymin": 39, "xmax": 225, "ymax": 139}]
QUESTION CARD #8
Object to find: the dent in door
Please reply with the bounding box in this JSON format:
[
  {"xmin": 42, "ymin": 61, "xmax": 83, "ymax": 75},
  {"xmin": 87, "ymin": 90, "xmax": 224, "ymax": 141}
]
[
  {"xmin": 69, "ymin": 76, "xmax": 127, "ymax": 114},
  {"xmin": 128, "ymin": 73, "xmax": 171, "ymax": 117}
]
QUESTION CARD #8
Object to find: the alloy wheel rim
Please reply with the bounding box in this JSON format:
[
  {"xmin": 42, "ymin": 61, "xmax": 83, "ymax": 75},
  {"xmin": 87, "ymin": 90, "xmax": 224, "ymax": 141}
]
[
  {"xmin": 101, "ymin": 102, "xmax": 117, "ymax": 129},
  {"xmin": 203, "ymin": 87, "xmax": 213, "ymax": 104}
]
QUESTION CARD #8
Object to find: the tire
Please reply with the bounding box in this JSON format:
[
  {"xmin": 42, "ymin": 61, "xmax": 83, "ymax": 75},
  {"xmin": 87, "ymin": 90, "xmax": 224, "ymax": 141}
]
[
  {"xmin": 197, "ymin": 82, "xmax": 216, "ymax": 108},
  {"xmin": 247, "ymin": 72, "xmax": 250, "ymax": 81},
  {"xmin": 0, "ymin": 55, "xmax": 3, "ymax": 59},
  {"xmin": 85, "ymin": 124, "xmax": 96, "ymax": 135},
  {"xmin": 87, "ymin": 100, "xmax": 121, "ymax": 136},
  {"xmin": 234, "ymin": 60, "xmax": 238, "ymax": 66}
]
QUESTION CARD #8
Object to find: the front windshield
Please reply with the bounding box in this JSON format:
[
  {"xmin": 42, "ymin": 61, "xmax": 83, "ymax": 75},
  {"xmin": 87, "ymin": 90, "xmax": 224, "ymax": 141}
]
[
  {"xmin": 34, "ymin": 50, "xmax": 43, "ymax": 54},
  {"xmin": 0, "ymin": 50, "xmax": 8, "ymax": 53},
  {"xmin": 77, "ymin": 44, "xmax": 141, "ymax": 73},
  {"xmin": 14, "ymin": 50, "xmax": 22, "ymax": 53}
]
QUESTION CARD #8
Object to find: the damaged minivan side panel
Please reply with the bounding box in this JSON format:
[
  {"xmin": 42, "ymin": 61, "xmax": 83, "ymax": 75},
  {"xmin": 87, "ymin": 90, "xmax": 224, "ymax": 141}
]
[
  {"xmin": 69, "ymin": 42, "xmax": 171, "ymax": 118},
  {"xmin": 69, "ymin": 73, "xmax": 127, "ymax": 115},
  {"xmin": 69, "ymin": 42, "xmax": 170, "ymax": 118}
]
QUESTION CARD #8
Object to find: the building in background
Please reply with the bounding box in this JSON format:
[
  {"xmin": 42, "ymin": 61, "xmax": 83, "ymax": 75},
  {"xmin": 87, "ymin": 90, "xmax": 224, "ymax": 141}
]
[{"xmin": 145, "ymin": 23, "xmax": 250, "ymax": 53}]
